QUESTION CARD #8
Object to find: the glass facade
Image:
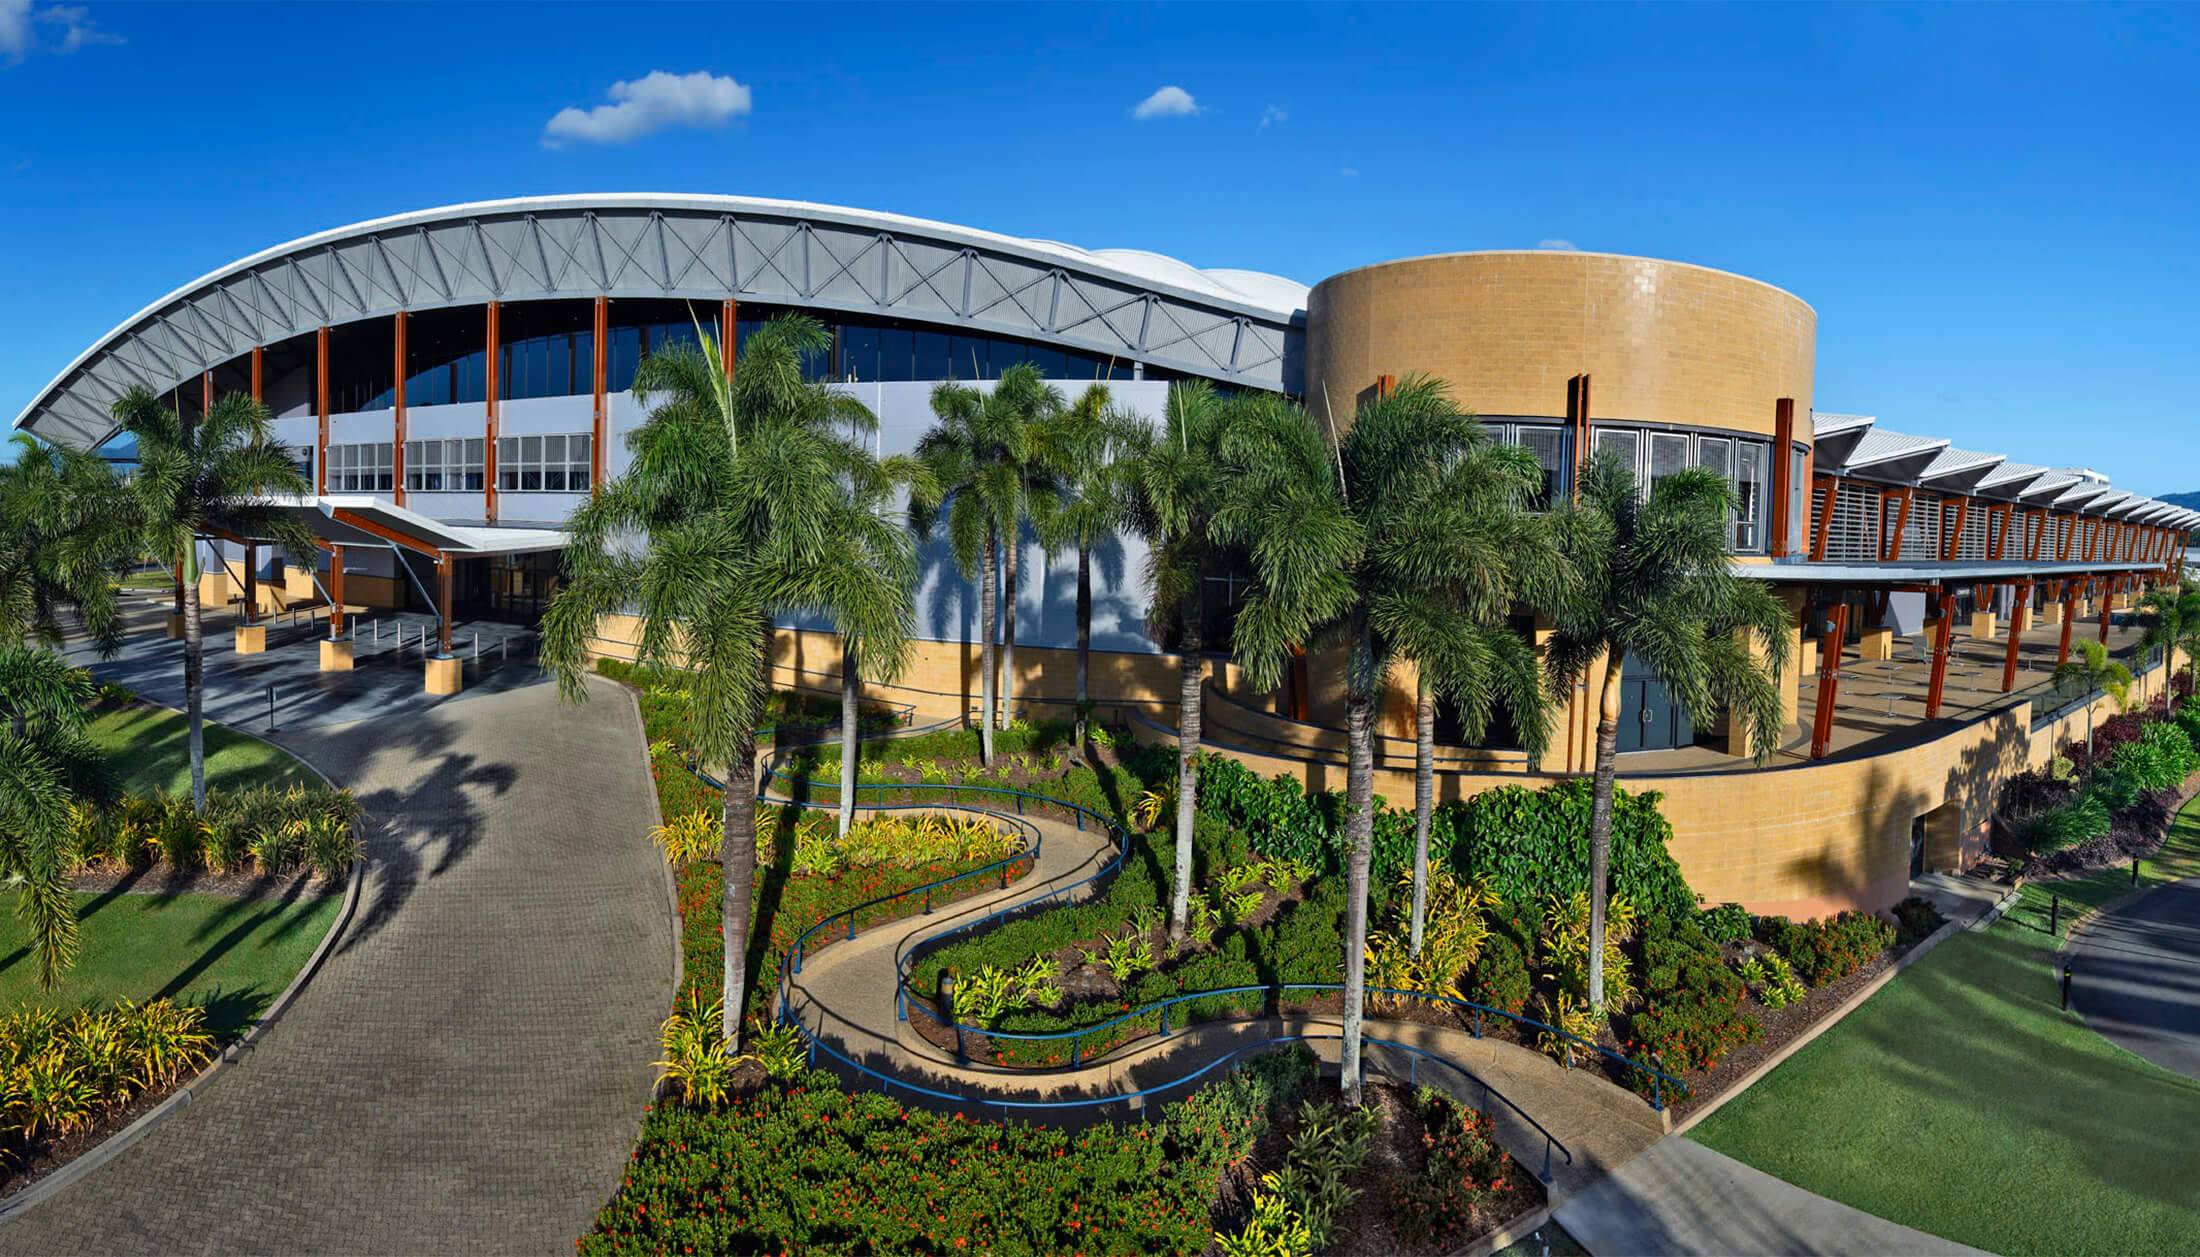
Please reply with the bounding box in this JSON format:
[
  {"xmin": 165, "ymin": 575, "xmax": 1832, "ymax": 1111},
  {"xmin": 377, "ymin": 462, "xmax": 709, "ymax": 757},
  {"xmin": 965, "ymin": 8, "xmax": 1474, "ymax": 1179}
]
[
  {"xmin": 404, "ymin": 438, "xmax": 486, "ymax": 492},
  {"xmin": 327, "ymin": 442, "xmax": 394, "ymax": 492},
  {"xmin": 497, "ymin": 433, "xmax": 592, "ymax": 493}
]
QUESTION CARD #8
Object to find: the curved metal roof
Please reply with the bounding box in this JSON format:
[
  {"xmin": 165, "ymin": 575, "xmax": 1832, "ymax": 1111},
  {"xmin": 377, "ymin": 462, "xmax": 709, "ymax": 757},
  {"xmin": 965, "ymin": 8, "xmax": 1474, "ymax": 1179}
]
[{"xmin": 16, "ymin": 193, "xmax": 1311, "ymax": 448}]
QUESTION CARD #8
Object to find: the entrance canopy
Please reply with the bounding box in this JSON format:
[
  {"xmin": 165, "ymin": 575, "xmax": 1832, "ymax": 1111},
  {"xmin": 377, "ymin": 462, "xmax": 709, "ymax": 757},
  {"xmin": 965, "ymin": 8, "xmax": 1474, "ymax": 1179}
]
[{"xmin": 249, "ymin": 495, "xmax": 568, "ymax": 559}]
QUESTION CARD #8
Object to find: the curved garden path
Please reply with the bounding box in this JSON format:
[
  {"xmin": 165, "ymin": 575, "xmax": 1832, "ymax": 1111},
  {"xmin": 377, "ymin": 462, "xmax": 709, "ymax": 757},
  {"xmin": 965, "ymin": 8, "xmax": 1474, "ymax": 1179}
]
[
  {"xmin": 4, "ymin": 677, "xmax": 674, "ymax": 1256},
  {"xmin": 2069, "ymin": 875, "xmax": 2200, "ymax": 1079},
  {"xmin": 769, "ymin": 765, "xmax": 1664, "ymax": 1197}
]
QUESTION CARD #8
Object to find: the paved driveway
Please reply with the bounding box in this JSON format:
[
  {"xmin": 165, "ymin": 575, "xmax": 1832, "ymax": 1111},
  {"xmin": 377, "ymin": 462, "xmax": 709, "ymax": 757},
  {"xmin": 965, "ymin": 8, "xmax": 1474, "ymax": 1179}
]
[
  {"xmin": 2070, "ymin": 878, "xmax": 2200, "ymax": 1080},
  {"xmin": 3, "ymin": 676, "xmax": 673, "ymax": 1255}
]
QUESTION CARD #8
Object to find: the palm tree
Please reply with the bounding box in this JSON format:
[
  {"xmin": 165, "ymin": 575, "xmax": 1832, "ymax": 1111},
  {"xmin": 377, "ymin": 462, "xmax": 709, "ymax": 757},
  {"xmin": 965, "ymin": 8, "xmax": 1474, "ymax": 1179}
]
[
  {"xmin": 2053, "ymin": 637, "xmax": 2133, "ymax": 773},
  {"xmin": 0, "ymin": 436, "xmax": 134, "ymax": 652},
  {"xmin": 1542, "ymin": 455, "xmax": 1789, "ymax": 1011},
  {"xmin": 1125, "ymin": 381, "xmax": 1229, "ymax": 945},
  {"xmin": 541, "ymin": 313, "xmax": 881, "ymax": 1045},
  {"xmin": 819, "ymin": 455, "xmax": 929, "ymax": 837},
  {"xmin": 1214, "ymin": 377, "xmax": 1558, "ymax": 1105},
  {"xmin": 1036, "ymin": 384, "xmax": 1148, "ymax": 753},
  {"xmin": 910, "ymin": 363, "xmax": 1057, "ymax": 762},
  {"xmin": 114, "ymin": 388, "xmax": 314, "ymax": 811},
  {"xmin": 0, "ymin": 644, "xmax": 113, "ymax": 989},
  {"xmin": 2133, "ymin": 584, "xmax": 2200, "ymax": 712}
]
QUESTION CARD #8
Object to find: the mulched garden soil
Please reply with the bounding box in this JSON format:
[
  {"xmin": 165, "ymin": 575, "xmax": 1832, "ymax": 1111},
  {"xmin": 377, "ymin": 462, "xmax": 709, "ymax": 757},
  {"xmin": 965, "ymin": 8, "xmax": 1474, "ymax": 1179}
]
[
  {"xmin": 0, "ymin": 1064, "xmax": 194, "ymax": 1201},
  {"xmin": 68, "ymin": 865, "xmax": 336, "ymax": 900},
  {"xmin": 1206, "ymin": 1077, "xmax": 1544, "ymax": 1257}
]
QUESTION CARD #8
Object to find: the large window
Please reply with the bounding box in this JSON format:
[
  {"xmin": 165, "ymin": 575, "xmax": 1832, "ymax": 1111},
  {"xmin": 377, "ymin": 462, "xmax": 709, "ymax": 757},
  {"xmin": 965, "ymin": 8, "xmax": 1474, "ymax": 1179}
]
[
  {"xmin": 497, "ymin": 433, "xmax": 592, "ymax": 492},
  {"xmin": 404, "ymin": 438, "xmax": 485, "ymax": 492},
  {"xmin": 327, "ymin": 442, "xmax": 393, "ymax": 493},
  {"xmin": 1583, "ymin": 424, "xmax": 1775, "ymax": 553}
]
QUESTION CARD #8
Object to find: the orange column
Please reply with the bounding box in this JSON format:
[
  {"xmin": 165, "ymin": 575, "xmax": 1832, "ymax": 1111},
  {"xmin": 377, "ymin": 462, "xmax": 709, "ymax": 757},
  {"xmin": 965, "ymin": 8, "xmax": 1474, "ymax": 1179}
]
[
  {"xmin": 720, "ymin": 298, "xmax": 738, "ymax": 382},
  {"xmin": 2058, "ymin": 581, "xmax": 2078, "ymax": 665},
  {"xmin": 315, "ymin": 327, "xmax": 330, "ymax": 494},
  {"xmin": 592, "ymin": 296, "xmax": 609, "ymax": 493},
  {"xmin": 1810, "ymin": 601, "xmax": 1848, "ymax": 760},
  {"xmin": 2001, "ymin": 580, "xmax": 2032, "ymax": 691},
  {"xmin": 329, "ymin": 545, "xmax": 346, "ymax": 636},
  {"xmin": 1925, "ymin": 588, "xmax": 1955, "ymax": 719},
  {"xmin": 392, "ymin": 311, "xmax": 409, "ymax": 506},
  {"xmin": 1571, "ymin": 373, "xmax": 1592, "ymax": 503},
  {"xmin": 437, "ymin": 556, "xmax": 454, "ymax": 656},
  {"xmin": 201, "ymin": 371, "xmax": 213, "ymax": 412},
  {"xmin": 485, "ymin": 301, "xmax": 501, "ymax": 523},
  {"xmin": 250, "ymin": 346, "xmax": 263, "ymax": 401},
  {"xmin": 2099, "ymin": 574, "xmax": 2115, "ymax": 642}
]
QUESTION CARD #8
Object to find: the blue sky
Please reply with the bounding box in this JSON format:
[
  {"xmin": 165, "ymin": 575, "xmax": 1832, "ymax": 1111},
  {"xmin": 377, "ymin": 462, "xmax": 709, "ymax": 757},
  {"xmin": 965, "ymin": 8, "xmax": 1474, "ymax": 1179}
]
[{"xmin": 4, "ymin": 2, "xmax": 2197, "ymax": 490}]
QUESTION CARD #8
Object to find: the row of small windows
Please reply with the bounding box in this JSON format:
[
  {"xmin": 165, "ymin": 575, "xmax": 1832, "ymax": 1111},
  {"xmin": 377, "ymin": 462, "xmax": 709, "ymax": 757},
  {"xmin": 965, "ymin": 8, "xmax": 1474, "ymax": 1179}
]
[
  {"xmin": 325, "ymin": 309, "xmax": 1141, "ymax": 414},
  {"xmin": 327, "ymin": 436, "xmax": 593, "ymax": 494}
]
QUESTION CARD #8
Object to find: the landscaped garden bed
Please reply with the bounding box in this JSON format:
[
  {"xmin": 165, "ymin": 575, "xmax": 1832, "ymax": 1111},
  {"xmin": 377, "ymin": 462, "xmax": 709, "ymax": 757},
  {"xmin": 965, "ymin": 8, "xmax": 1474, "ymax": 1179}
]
[
  {"xmin": 597, "ymin": 657, "xmax": 908, "ymax": 746},
  {"xmin": 587, "ymin": 1043, "xmax": 1548, "ymax": 1256},
  {"xmin": 2, "ymin": 689, "xmax": 358, "ymax": 1199}
]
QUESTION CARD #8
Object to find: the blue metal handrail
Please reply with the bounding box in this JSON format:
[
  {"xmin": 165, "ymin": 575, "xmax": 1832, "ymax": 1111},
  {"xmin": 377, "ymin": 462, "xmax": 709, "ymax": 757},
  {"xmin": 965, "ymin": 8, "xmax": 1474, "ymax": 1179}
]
[{"xmin": 783, "ymin": 1020, "xmax": 1572, "ymax": 1183}]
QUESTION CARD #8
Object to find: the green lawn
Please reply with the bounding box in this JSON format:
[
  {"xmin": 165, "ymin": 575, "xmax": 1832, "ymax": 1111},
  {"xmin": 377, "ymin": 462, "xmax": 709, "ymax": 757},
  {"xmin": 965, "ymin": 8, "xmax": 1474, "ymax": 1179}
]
[
  {"xmin": 1691, "ymin": 800, "xmax": 2200, "ymax": 1256},
  {"xmin": 89, "ymin": 704, "xmax": 314, "ymax": 796},
  {"xmin": 0, "ymin": 888, "xmax": 342, "ymax": 1038}
]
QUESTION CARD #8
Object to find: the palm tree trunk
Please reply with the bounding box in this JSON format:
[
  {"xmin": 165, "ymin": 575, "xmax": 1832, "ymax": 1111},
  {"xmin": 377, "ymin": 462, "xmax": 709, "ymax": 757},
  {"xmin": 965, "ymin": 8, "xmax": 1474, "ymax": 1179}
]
[
  {"xmin": 1339, "ymin": 618, "xmax": 1378, "ymax": 1107},
  {"xmin": 1409, "ymin": 674, "xmax": 1434, "ymax": 957},
  {"xmin": 1001, "ymin": 525, "xmax": 1018, "ymax": 731},
  {"xmin": 978, "ymin": 528, "xmax": 996, "ymax": 764},
  {"xmin": 718, "ymin": 649, "xmax": 767, "ymax": 1048},
  {"xmin": 1075, "ymin": 540, "xmax": 1092, "ymax": 753},
  {"xmin": 1169, "ymin": 618, "xmax": 1203, "ymax": 943},
  {"xmin": 1587, "ymin": 655, "xmax": 1625, "ymax": 1011},
  {"xmin": 182, "ymin": 543, "xmax": 206, "ymax": 812},
  {"xmin": 838, "ymin": 637, "xmax": 859, "ymax": 838}
]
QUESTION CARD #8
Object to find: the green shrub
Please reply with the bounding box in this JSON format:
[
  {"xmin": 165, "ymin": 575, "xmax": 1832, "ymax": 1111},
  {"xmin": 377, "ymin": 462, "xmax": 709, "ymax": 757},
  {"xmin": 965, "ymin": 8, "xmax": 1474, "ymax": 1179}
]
[
  {"xmin": 2087, "ymin": 766, "xmax": 2144, "ymax": 813},
  {"xmin": 1700, "ymin": 902, "xmax": 1752, "ymax": 944},
  {"xmin": 1449, "ymin": 780, "xmax": 1696, "ymax": 922},
  {"xmin": 1628, "ymin": 912, "xmax": 1759, "ymax": 1088},
  {"xmin": 1262, "ymin": 1099, "xmax": 1377, "ymax": 1250},
  {"xmin": 1394, "ymin": 1086, "xmax": 1527, "ymax": 1249},
  {"xmin": 2105, "ymin": 721, "xmax": 2200, "ymax": 791},
  {"xmin": 586, "ymin": 1068, "xmax": 1223, "ymax": 1255},
  {"xmin": 1468, "ymin": 932, "xmax": 1532, "ymax": 1015},
  {"xmin": 1161, "ymin": 1043, "xmax": 1318, "ymax": 1172},
  {"xmin": 2021, "ymin": 794, "xmax": 2111, "ymax": 852},
  {"xmin": 1891, "ymin": 896, "xmax": 1945, "ymax": 948},
  {"xmin": 1752, "ymin": 911, "xmax": 1894, "ymax": 986}
]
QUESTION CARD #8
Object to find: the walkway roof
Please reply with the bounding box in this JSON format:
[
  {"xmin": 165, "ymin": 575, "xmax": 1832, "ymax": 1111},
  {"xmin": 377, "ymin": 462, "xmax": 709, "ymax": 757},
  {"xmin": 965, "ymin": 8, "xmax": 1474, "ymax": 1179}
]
[
  {"xmin": 250, "ymin": 496, "xmax": 569, "ymax": 558},
  {"xmin": 1743, "ymin": 558, "xmax": 2159, "ymax": 585}
]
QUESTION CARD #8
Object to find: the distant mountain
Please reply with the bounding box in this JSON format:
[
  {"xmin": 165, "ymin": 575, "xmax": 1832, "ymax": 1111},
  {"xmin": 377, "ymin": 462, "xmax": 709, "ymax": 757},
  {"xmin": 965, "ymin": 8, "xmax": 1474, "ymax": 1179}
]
[{"xmin": 2163, "ymin": 491, "xmax": 2200, "ymax": 511}]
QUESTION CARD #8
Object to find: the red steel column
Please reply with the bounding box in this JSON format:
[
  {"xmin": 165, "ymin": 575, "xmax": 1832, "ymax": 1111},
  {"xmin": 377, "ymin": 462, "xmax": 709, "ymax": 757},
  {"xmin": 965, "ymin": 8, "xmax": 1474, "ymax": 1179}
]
[
  {"xmin": 393, "ymin": 311, "xmax": 409, "ymax": 506},
  {"xmin": 315, "ymin": 327, "xmax": 330, "ymax": 494},
  {"xmin": 2002, "ymin": 579, "xmax": 2033, "ymax": 691},
  {"xmin": 1810, "ymin": 601, "xmax": 1849, "ymax": 760},
  {"xmin": 2099, "ymin": 573, "xmax": 2116, "ymax": 642},
  {"xmin": 1770, "ymin": 398, "xmax": 1795, "ymax": 558},
  {"xmin": 250, "ymin": 346, "xmax": 263, "ymax": 401},
  {"xmin": 485, "ymin": 301, "xmax": 501, "ymax": 523},
  {"xmin": 1926, "ymin": 588, "xmax": 1956, "ymax": 719},
  {"xmin": 241, "ymin": 542, "xmax": 256, "ymax": 626},
  {"xmin": 2058, "ymin": 581, "xmax": 2078, "ymax": 665},
  {"xmin": 437, "ymin": 555, "xmax": 454, "ymax": 656},
  {"xmin": 201, "ymin": 371, "xmax": 213, "ymax": 413},
  {"xmin": 329, "ymin": 545, "xmax": 346, "ymax": 636},
  {"xmin": 592, "ymin": 296, "xmax": 609, "ymax": 494},
  {"xmin": 1811, "ymin": 475, "xmax": 1837, "ymax": 561}
]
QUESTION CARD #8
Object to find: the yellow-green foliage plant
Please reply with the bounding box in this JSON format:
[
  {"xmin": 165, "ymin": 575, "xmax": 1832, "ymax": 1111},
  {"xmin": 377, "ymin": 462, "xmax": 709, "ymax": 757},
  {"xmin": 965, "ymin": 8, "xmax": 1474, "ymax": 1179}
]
[
  {"xmin": 654, "ymin": 991, "xmax": 734, "ymax": 1106},
  {"xmin": 1541, "ymin": 890, "xmax": 1637, "ymax": 1011},
  {"xmin": 650, "ymin": 812, "xmax": 722, "ymax": 867},
  {"xmin": 0, "ymin": 1000, "xmax": 216, "ymax": 1144},
  {"xmin": 1216, "ymin": 1190, "xmax": 1316, "ymax": 1257}
]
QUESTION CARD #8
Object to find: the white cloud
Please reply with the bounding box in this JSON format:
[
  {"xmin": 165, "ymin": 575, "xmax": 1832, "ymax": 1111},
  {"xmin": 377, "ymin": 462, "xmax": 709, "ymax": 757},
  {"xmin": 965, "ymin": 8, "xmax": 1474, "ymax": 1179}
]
[
  {"xmin": 1536, "ymin": 238, "xmax": 1579, "ymax": 251},
  {"xmin": 1131, "ymin": 85, "xmax": 1199, "ymax": 120},
  {"xmin": 543, "ymin": 70, "xmax": 753, "ymax": 148},
  {"xmin": 1258, "ymin": 105, "xmax": 1287, "ymax": 131},
  {"xmin": 2, "ymin": 0, "xmax": 119, "ymax": 63}
]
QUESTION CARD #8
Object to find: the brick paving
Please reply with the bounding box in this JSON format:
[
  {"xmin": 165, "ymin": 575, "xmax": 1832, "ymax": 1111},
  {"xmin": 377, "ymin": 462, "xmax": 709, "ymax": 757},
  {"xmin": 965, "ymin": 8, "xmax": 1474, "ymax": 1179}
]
[{"xmin": 3, "ymin": 676, "xmax": 673, "ymax": 1256}]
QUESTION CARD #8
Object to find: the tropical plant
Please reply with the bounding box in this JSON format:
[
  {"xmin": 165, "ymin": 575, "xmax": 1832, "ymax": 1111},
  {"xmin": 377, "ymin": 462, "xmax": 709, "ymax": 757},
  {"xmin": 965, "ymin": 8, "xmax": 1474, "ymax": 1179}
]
[
  {"xmin": 1261, "ymin": 1098, "xmax": 1377, "ymax": 1249},
  {"xmin": 822, "ymin": 449, "xmax": 927, "ymax": 837},
  {"xmin": 735, "ymin": 1017, "xmax": 808, "ymax": 1083},
  {"xmin": 0, "ymin": 435, "xmax": 135, "ymax": 652},
  {"xmin": 650, "ymin": 811, "xmax": 722, "ymax": 866},
  {"xmin": 1122, "ymin": 382, "xmax": 1236, "ymax": 951},
  {"xmin": 2135, "ymin": 583, "xmax": 2200, "ymax": 712},
  {"xmin": 1541, "ymin": 454, "xmax": 1790, "ymax": 1009},
  {"xmin": 1217, "ymin": 1190, "xmax": 1315, "ymax": 1257},
  {"xmin": 1212, "ymin": 378, "xmax": 1559, "ymax": 1103},
  {"xmin": 0, "ymin": 644, "xmax": 112, "ymax": 987},
  {"xmin": 1036, "ymin": 383, "xmax": 1148, "ymax": 752},
  {"xmin": 541, "ymin": 312, "xmax": 883, "ymax": 1046},
  {"xmin": 113, "ymin": 387, "xmax": 313, "ymax": 812},
  {"xmin": 656, "ymin": 989, "xmax": 736, "ymax": 1106},
  {"xmin": 2053, "ymin": 637, "xmax": 2134, "ymax": 773},
  {"xmin": 911, "ymin": 363, "xmax": 1061, "ymax": 763}
]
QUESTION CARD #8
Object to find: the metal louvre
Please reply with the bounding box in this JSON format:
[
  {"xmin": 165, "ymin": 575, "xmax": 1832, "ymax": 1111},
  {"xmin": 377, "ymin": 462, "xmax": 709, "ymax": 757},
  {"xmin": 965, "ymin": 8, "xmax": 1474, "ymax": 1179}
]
[
  {"xmin": 18, "ymin": 196, "xmax": 1306, "ymax": 449},
  {"xmin": 1957, "ymin": 501, "xmax": 1990, "ymax": 561},
  {"xmin": 1824, "ymin": 480, "xmax": 1882, "ymax": 562}
]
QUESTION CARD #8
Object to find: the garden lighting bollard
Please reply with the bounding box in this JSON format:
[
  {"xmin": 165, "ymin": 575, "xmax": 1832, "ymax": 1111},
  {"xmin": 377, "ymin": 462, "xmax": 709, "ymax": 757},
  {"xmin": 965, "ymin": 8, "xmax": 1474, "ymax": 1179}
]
[
  {"xmin": 2062, "ymin": 958, "xmax": 2075, "ymax": 1010},
  {"xmin": 2133, "ymin": 857, "xmax": 2141, "ymax": 886},
  {"xmin": 2051, "ymin": 894, "xmax": 2060, "ymax": 936},
  {"xmin": 266, "ymin": 683, "xmax": 277, "ymax": 733}
]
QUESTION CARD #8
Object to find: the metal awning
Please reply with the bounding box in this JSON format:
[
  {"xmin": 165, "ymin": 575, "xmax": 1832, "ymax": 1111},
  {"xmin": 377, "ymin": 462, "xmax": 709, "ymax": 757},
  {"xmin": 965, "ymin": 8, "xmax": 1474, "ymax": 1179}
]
[
  {"xmin": 245, "ymin": 495, "xmax": 569, "ymax": 557},
  {"xmin": 1915, "ymin": 446, "xmax": 2004, "ymax": 491},
  {"xmin": 1974, "ymin": 461, "xmax": 2049, "ymax": 499},
  {"xmin": 1828, "ymin": 427, "xmax": 1949, "ymax": 480},
  {"xmin": 2017, "ymin": 471, "xmax": 2080, "ymax": 501}
]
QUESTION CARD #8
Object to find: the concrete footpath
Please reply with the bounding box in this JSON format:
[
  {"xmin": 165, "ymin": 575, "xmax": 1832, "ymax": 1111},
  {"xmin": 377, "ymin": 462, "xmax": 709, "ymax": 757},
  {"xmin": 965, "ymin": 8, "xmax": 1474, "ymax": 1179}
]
[{"xmin": 1555, "ymin": 1136, "xmax": 1989, "ymax": 1257}]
